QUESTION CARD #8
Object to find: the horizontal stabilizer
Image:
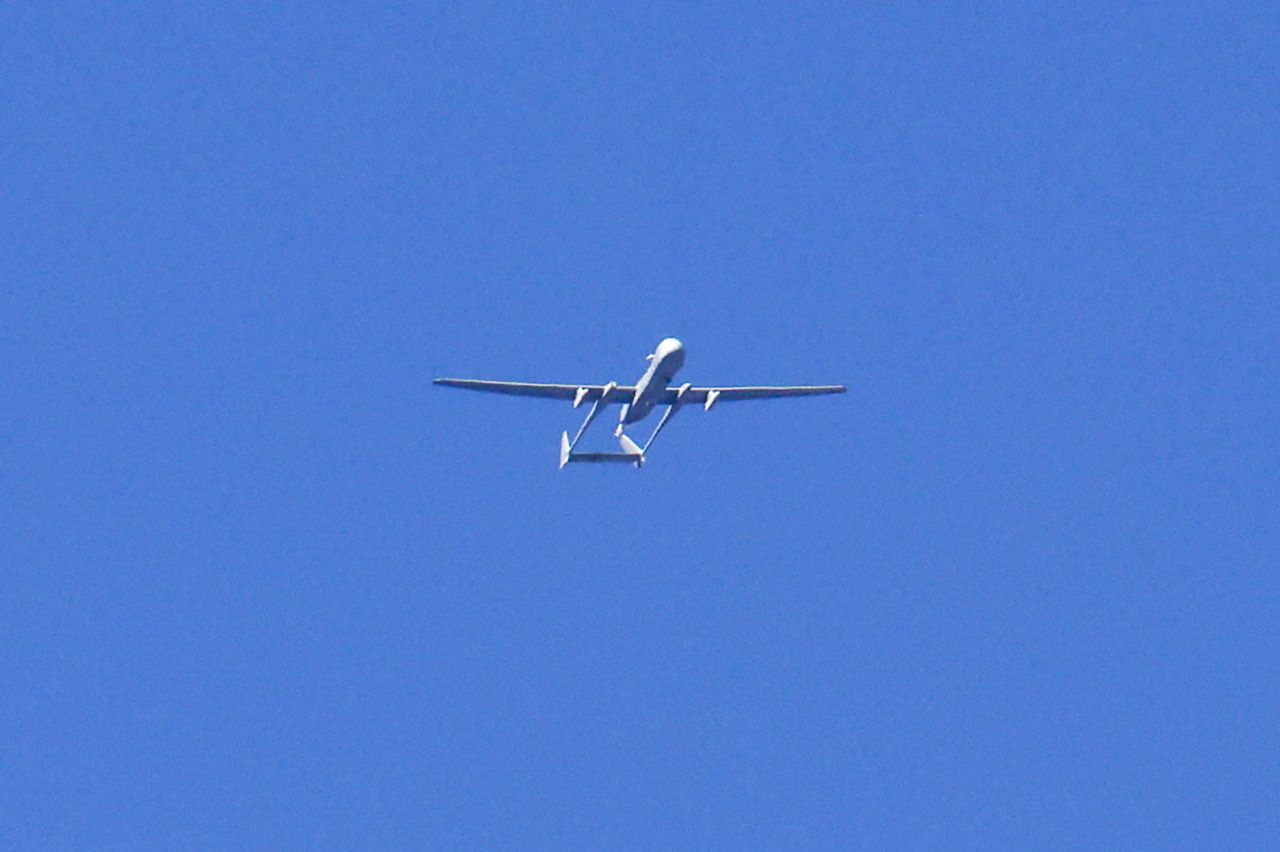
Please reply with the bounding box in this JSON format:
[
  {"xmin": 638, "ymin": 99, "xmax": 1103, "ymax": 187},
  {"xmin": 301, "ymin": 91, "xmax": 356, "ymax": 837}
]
[
  {"xmin": 560, "ymin": 431, "xmax": 645, "ymax": 468},
  {"xmin": 563, "ymin": 451, "xmax": 643, "ymax": 464}
]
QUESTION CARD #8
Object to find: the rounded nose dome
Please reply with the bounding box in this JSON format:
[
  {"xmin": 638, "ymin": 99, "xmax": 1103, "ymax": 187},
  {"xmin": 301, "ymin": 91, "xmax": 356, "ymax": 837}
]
[{"xmin": 659, "ymin": 337, "xmax": 684, "ymax": 353}]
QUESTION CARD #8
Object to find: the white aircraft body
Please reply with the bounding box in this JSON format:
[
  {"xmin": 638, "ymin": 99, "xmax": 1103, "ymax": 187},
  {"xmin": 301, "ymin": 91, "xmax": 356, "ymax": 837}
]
[{"xmin": 435, "ymin": 338, "xmax": 845, "ymax": 468}]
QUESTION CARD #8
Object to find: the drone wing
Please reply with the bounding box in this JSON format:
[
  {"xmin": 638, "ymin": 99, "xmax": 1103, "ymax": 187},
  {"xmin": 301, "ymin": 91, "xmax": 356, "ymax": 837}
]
[
  {"xmin": 433, "ymin": 379, "xmax": 636, "ymax": 402},
  {"xmin": 662, "ymin": 385, "xmax": 846, "ymax": 406}
]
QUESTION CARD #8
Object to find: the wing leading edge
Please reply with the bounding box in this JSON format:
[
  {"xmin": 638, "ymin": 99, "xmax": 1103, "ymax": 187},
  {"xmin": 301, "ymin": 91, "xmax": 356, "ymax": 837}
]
[{"xmin": 433, "ymin": 379, "xmax": 636, "ymax": 401}]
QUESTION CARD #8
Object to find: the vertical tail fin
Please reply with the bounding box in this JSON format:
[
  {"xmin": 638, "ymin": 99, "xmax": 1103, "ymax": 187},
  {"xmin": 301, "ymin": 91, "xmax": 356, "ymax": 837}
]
[{"xmin": 618, "ymin": 433, "xmax": 644, "ymax": 467}]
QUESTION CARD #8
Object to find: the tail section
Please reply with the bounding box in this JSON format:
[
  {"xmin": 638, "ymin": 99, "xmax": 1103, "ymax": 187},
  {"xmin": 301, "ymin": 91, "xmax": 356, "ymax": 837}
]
[
  {"xmin": 618, "ymin": 433, "xmax": 644, "ymax": 461},
  {"xmin": 557, "ymin": 431, "xmax": 645, "ymax": 469}
]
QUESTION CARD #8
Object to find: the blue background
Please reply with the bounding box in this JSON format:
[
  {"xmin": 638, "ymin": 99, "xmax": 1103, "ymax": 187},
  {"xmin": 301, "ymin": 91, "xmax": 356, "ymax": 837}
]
[{"xmin": 4, "ymin": 4, "xmax": 1277, "ymax": 847}]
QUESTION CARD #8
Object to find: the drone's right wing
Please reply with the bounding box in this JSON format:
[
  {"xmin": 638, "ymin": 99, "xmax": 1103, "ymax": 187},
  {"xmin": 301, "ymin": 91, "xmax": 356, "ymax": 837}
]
[{"xmin": 663, "ymin": 385, "xmax": 847, "ymax": 405}]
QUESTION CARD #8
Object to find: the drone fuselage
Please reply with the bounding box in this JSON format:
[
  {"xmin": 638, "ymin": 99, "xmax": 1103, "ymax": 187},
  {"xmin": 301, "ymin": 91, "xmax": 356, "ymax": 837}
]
[{"xmin": 620, "ymin": 337, "xmax": 685, "ymax": 426}]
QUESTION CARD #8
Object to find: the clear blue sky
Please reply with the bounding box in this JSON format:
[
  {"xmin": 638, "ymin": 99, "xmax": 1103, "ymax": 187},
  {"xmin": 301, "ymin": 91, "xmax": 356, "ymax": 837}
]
[{"xmin": 4, "ymin": 4, "xmax": 1277, "ymax": 848}]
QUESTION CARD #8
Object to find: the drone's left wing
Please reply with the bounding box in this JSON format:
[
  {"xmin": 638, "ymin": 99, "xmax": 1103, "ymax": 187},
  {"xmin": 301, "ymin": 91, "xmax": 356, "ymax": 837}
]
[{"xmin": 434, "ymin": 379, "xmax": 636, "ymax": 401}]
